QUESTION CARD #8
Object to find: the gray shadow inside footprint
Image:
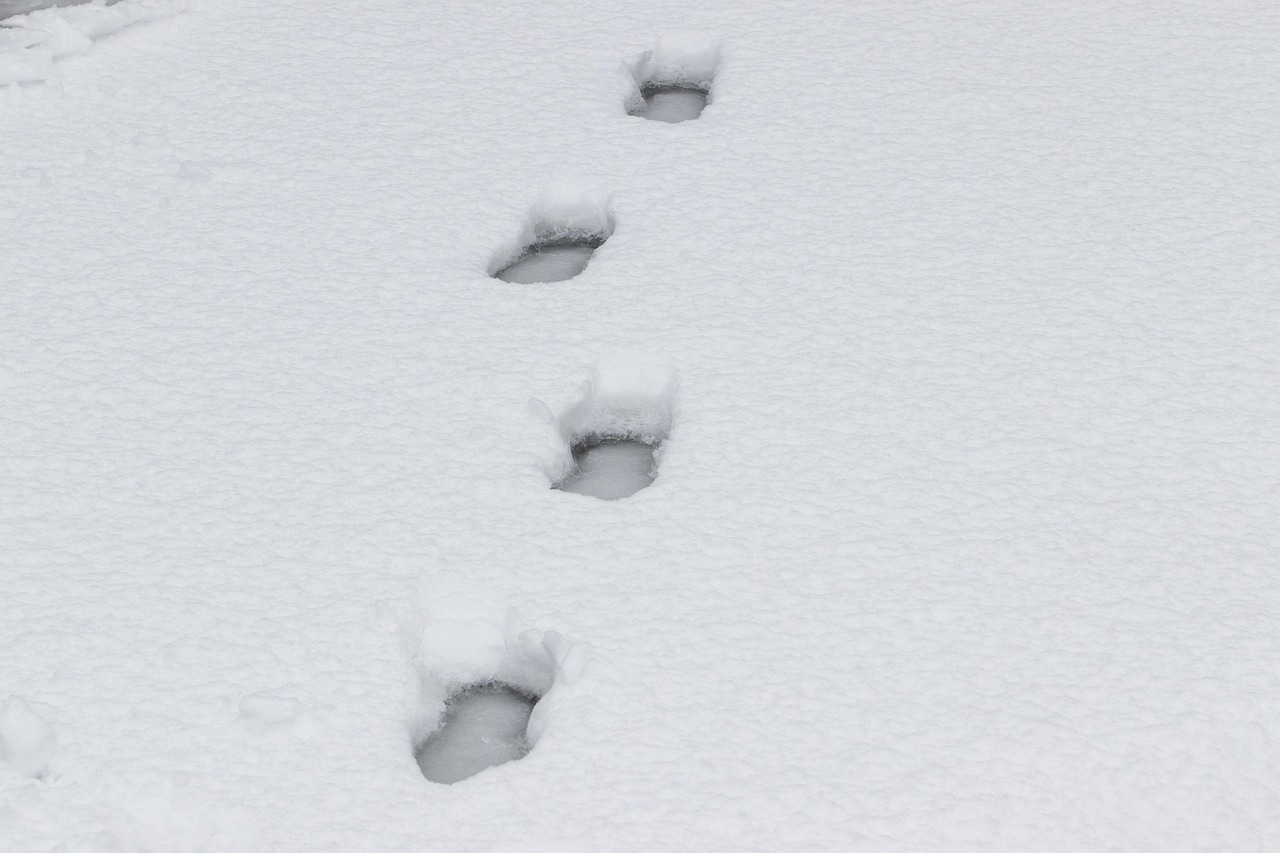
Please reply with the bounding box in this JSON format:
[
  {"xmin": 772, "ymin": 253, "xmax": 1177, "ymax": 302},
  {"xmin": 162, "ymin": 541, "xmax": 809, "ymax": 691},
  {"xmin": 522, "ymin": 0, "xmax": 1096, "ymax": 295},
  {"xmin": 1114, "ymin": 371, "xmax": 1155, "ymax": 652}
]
[
  {"xmin": 493, "ymin": 237, "xmax": 605, "ymax": 284},
  {"xmin": 416, "ymin": 684, "xmax": 538, "ymax": 784},
  {"xmin": 631, "ymin": 84, "xmax": 709, "ymax": 123},
  {"xmin": 556, "ymin": 438, "xmax": 658, "ymax": 501}
]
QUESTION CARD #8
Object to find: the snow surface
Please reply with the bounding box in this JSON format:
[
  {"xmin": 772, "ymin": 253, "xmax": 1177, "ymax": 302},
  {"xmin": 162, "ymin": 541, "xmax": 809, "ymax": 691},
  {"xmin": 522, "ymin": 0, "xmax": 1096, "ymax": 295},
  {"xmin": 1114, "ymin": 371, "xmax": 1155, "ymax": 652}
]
[{"xmin": 2, "ymin": 0, "xmax": 1279, "ymax": 850}]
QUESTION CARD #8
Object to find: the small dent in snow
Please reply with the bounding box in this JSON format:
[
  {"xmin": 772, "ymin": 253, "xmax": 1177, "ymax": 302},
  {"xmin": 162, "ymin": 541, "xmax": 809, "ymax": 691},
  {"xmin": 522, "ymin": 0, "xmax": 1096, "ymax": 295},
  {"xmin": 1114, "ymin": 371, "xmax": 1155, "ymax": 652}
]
[
  {"xmin": 415, "ymin": 683, "xmax": 539, "ymax": 784},
  {"xmin": 177, "ymin": 161, "xmax": 213, "ymax": 183},
  {"xmin": 237, "ymin": 692, "xmax": 317, "ymax": 739},
  {"xmin": 0, "ymin": 0, "xmax": 101, "ymax": 21}
]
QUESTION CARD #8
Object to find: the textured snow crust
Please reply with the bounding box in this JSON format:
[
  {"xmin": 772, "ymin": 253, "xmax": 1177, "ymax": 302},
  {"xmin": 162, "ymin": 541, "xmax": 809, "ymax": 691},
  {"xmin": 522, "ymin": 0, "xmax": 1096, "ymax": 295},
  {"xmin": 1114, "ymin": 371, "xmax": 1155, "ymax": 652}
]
[
  {"xmin": 0, "ymin": 0, "xmax": 182, "ymax": 85},
  {"xmin": 2, "ymin": 0, "xmax": 1279, "ymax": 850}
]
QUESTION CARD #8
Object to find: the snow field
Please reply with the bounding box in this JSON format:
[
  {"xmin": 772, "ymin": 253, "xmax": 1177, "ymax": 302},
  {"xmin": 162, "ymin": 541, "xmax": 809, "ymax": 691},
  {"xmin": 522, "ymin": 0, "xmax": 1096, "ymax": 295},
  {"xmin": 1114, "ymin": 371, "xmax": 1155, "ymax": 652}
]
[{"xmin": 2, "ymin": 0, "xmax": 1279, "ymax": 850}]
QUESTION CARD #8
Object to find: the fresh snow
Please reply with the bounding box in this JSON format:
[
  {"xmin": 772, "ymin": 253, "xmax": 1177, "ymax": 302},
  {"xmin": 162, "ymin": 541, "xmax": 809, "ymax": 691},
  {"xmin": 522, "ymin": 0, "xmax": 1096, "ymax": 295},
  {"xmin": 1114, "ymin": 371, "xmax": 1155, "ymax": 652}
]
[{"xmin": 2, "ymin": 1, "xmax": 1279, "ymax": 851}]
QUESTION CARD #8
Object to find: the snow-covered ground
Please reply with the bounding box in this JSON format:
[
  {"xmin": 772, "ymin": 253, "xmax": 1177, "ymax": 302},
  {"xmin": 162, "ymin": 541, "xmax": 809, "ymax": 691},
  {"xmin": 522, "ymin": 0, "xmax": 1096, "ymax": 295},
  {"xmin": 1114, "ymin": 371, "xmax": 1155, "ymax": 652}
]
[{"xmin": 2, "ymin": 1, "xmax": 1278, "ymax": 850}]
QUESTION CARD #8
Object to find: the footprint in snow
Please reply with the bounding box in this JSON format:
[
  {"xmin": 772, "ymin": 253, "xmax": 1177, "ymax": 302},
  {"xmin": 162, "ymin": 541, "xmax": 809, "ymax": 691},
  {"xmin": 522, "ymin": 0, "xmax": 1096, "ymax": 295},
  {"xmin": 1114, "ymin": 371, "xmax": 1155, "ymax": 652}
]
[
  {"xmin": 624, "ymin": 35, "xmax": 720, "ymax": 124},
  {"xmin": 493, "ymin": 233, "xmax": 608, "ymax": 284},
  {"xmin": 415, "ymin": 683, "xmax": 539, "ymax": 784},
  {"xmin": 630, "ymin": 83, "xmax": 710, "ymax": 123},
  {"xmin": 555, "ymin": 436, "xmax": 660, "ymax": 501}
]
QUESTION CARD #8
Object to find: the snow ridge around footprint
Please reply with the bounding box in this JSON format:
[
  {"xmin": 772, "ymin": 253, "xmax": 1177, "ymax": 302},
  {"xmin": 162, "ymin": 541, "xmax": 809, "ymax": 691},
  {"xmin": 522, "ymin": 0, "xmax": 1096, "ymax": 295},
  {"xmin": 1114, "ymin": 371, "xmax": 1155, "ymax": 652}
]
[
  {"xmin": 624, "ymin": 33, "xmax": 720, "ymax": 123},
  {"xmin": 534, "ymin": 361, "xmax": 676, "ymax": 501},
  {"xmin": 410, "ymin": 612, "xmax": 585, "ymax": 785},
  {"xmin": 490, "ymin": 191, "xmax": 615, "ymax": 284}
]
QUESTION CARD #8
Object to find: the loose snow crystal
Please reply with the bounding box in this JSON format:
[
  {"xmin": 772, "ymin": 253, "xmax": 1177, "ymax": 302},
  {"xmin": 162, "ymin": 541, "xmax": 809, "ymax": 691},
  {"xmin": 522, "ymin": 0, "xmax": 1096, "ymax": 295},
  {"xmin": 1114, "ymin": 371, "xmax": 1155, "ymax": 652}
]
[{"xmin": 0, "ymin": 697, "xmax": 56, "ymax": 779}]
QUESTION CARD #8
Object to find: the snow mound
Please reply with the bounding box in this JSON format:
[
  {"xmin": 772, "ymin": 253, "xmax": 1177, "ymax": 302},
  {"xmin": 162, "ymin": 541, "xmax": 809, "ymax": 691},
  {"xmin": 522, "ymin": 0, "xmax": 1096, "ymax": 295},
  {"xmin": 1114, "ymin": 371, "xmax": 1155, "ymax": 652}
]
[
  {"xmin": 0, "ymin": 696, "xmax": 57, "ymax": 779},
  {"xmin": 0, "ymin": 0, "xmax": 183, "ymax": 85}
]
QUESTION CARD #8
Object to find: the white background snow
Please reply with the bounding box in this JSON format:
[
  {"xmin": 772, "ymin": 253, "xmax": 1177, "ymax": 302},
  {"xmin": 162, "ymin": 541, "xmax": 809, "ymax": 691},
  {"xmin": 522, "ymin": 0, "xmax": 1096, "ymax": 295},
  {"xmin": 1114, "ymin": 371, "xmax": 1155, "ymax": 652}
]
[{"xmin": 2, "ymin": 0, "xmax": 1278, "ymax": 850}]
